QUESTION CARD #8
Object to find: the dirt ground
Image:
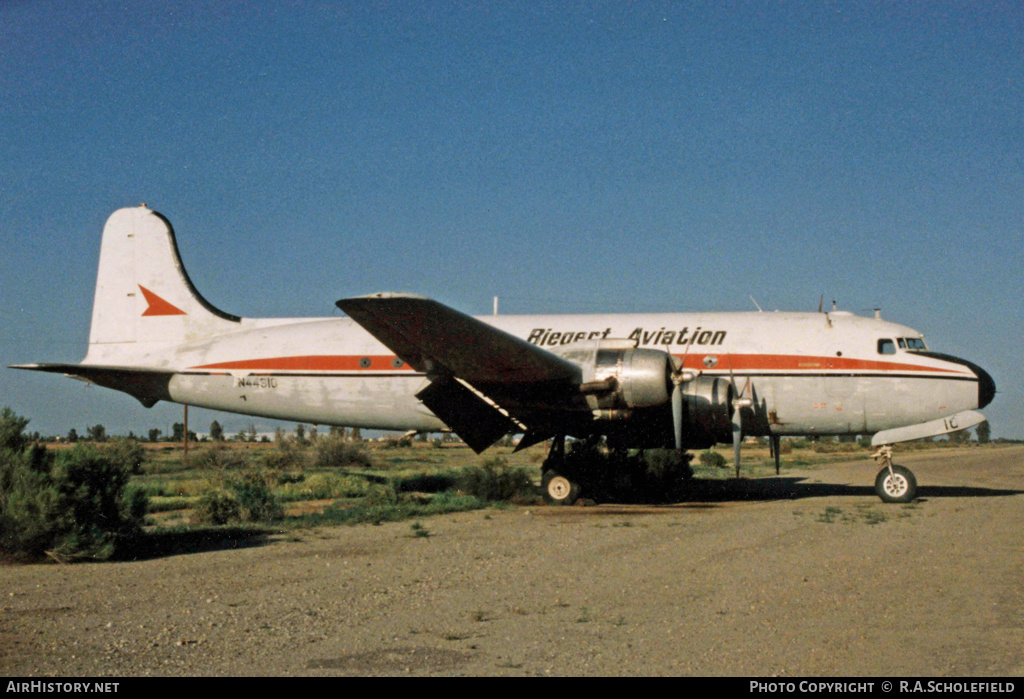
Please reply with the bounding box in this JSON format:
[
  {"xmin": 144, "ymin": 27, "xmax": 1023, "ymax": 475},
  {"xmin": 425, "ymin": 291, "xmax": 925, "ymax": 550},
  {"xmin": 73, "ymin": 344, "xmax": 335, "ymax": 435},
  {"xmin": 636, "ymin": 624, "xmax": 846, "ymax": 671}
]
[{"xmin": 2, "ymin": 445, "xmax": 1022, "ymax": 677}]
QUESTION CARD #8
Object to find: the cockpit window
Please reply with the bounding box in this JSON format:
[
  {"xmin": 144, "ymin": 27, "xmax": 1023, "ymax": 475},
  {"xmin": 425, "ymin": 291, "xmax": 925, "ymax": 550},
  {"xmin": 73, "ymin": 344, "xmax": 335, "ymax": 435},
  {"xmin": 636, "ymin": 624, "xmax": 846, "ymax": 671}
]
[
  {"xmin": 903, "ymin": 337, "xmax": 927, "ymax": 351},
  {"xmin": 897, "ymin": 338, "xmax": 907, "ymax": 349},
  {"xmin": 878, "ymin": 339, "xmax": 896, "ymax": 355}
]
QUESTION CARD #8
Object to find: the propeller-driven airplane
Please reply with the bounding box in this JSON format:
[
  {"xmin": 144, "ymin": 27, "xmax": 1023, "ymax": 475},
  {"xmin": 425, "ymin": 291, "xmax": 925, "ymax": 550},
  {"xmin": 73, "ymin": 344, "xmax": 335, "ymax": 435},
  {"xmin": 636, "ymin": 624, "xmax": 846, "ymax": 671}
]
[{"xmin": 14, "ymin": 206, "xmax": 995, "ymax": 504}]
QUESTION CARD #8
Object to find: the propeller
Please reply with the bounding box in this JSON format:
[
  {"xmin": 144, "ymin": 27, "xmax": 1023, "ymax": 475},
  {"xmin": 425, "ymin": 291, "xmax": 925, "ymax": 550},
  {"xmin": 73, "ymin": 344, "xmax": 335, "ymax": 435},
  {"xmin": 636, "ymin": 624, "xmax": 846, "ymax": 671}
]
[
  {"xmin": 667, "ymin": 343, "xmax": 699, "ymax": 451},
  {"xmin": 727, "ymin": 356, "xmax": 753, "ymax": 478}
]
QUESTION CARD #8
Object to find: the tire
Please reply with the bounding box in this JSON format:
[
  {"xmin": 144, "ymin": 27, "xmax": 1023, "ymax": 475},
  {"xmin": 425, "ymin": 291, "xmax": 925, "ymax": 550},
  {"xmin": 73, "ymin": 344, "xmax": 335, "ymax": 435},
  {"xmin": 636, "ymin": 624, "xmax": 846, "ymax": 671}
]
[
  {"xmin": 542, "ymin": 469, "xmax": 581, "ymax": 506},
  {"xmin": 875, "ymin": 464, "xmax": 917, "ymax": 503}
]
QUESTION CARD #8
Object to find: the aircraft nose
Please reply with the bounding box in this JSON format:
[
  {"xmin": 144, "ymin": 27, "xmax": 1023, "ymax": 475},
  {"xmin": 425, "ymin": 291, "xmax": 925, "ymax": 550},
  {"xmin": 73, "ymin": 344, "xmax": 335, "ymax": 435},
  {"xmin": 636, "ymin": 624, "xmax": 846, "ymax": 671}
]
[{"xmin": 976, "ymin": 364, "xmax": 996, "ymax": 409}]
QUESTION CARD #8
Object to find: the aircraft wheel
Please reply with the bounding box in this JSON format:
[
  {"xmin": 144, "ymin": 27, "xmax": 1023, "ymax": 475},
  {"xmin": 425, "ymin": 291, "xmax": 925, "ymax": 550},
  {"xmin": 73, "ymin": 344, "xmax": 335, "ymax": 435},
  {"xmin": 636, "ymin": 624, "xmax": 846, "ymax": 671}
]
[
  {"xmin": 542, "ymin": 469, "xmax": 580, "ymax": 506},
  {"xmin": 875, "ymin": 465, "xmax": 917, "ymax": 503}
]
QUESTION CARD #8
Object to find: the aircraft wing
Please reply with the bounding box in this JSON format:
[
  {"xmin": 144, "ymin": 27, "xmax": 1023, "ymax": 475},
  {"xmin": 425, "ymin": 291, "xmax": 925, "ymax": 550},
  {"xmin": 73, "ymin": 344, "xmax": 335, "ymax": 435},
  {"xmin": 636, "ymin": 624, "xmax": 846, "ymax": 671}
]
[
  {"xmin": 336, "ymin": 293, "xmax": 586, "ymax": 451},
  {"xmin": 336, "ymin": 293, "xmax": 580, "ymax": 384}
]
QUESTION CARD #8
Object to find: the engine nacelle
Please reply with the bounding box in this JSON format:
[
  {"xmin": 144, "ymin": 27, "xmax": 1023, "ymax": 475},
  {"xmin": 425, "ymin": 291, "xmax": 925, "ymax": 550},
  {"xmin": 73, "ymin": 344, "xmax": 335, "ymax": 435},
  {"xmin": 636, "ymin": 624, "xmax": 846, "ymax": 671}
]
[
  {"xmin": 581, "ymin": 347, "xmax": 673, "ymax": 412},
  {"xmin": 679, "ymin": 375, "xmax": 734, "ymax": 447},
  {"xmin": 556, "ymin": 340, "xmax": 735, "ymax": 447}
]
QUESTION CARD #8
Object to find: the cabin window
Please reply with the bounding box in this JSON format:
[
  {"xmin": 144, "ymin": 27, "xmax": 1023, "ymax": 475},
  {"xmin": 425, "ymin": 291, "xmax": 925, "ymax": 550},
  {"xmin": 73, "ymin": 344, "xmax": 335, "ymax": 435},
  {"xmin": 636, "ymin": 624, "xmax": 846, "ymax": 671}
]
[{"xmin": 878, "ymin": 339, "xmax": 896, "ymax": 355}]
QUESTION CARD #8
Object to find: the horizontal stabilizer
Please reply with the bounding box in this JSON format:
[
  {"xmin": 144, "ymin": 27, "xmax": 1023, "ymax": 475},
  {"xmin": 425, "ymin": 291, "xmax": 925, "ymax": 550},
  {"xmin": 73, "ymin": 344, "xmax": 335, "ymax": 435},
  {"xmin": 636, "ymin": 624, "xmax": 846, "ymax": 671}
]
[
  {"xmin": 871, "ymin": 410, "xmax": 987, "ymax": 446},
  {"xmin": 10, "ymin": 363, "xmax": 173, "ymax": 408}
]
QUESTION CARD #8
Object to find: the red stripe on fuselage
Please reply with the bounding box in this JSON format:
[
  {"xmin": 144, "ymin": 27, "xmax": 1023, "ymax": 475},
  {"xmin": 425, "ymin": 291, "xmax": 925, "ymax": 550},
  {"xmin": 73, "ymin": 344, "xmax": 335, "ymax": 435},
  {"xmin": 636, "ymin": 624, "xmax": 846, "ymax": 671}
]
[
  {"xmin": 677, "ymin": 353, "xmax": 964, "ymax": 374},
  {"xmin": 189, "ymin": 353, "xmax": 967, "ymax": 376},
  {"xmin": 191, "ymin": 355, "xmax": 410, "ymax": 372}
]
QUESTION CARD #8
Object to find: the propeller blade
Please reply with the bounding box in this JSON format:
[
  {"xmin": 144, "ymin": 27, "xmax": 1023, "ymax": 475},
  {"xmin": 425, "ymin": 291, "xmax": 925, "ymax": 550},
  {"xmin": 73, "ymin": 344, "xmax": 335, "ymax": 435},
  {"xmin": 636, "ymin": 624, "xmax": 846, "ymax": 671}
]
[
  {"xmin": 672, "ymin": 383, "xmax": 683, "ymax": 451},
  {"xmin": 732, "ymin": 405, "xmax": 742, "ymax": 478}
]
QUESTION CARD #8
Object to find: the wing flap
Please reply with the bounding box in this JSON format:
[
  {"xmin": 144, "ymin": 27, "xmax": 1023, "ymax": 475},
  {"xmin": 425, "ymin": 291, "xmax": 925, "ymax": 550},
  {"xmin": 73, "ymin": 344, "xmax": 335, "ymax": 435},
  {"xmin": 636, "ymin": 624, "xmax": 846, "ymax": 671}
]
[{"xmin": 416, "ymin": 377, "xmax": 517, "ymax": 453}]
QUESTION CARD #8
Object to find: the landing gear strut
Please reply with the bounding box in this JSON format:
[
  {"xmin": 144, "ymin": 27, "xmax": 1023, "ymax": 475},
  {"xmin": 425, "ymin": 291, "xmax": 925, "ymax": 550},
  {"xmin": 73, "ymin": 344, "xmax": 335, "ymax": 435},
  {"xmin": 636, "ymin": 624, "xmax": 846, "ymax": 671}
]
[
  {"xmin": 872, "ymin": 445, "xmax": 918, "ymax": 503},
  {"xmin": 541, "ymin": 435, "xmax": 581, "ymax": 506}
]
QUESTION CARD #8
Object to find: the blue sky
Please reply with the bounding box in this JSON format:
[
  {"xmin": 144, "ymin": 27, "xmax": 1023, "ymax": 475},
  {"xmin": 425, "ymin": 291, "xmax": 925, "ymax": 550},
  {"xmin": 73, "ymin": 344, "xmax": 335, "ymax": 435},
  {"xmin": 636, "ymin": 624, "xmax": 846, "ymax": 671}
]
[{"xmin": 2, "ymin": 1, "xmax": 1021, "ymax": 439}]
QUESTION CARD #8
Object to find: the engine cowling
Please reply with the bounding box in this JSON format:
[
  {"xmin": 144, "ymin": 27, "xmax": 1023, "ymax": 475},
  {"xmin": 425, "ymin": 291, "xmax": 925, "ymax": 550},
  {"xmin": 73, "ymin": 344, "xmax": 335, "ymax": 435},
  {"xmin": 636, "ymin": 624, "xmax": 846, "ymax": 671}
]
[
  {"xmin": 586, "ymin": 347, "xmax": 672, "ymax": 412},
  {"xmin": 558, "ymin": 341, "xmax": 734, "ymax": 448},
  {"xmin": 678, "ymin": 375, "xmax": 734, "ymax": 447}
]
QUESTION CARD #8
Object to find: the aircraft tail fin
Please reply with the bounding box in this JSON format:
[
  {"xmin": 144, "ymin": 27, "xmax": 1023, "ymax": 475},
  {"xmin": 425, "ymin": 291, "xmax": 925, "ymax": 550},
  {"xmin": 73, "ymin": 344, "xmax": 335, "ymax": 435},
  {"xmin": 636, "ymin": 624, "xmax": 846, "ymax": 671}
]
[{"xmin": 85, "ymin": 206, "xmax": 241, "ymax": 360}]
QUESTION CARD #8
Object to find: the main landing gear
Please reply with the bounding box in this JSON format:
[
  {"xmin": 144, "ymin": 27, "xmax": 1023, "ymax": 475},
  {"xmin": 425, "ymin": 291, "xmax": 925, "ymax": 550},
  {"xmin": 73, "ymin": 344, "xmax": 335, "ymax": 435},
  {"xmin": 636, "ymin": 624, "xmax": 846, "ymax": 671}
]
[
  {"xmin": 541, "ymin": 435, "xmax": 581, "ymax": 506},
  {"xmin": 872, "ymin": 445, "xmax": 918, "ymax": 503}
]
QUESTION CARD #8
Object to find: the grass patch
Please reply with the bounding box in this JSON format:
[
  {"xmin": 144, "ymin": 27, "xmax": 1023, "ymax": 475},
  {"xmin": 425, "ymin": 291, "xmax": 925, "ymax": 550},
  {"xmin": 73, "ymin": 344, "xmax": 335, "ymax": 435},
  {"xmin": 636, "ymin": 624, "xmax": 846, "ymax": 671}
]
[{"xmin": 289, "ymin": 491, "xmax": 484, "ymax": 527}]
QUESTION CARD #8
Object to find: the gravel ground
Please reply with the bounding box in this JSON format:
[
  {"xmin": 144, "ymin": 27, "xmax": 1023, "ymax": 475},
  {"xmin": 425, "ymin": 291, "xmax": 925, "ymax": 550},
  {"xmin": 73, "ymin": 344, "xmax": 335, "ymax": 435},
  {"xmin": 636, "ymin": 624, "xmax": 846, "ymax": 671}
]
[{"xmin": 2, "ymin": 445, "xmax": 1022, "ymax": 677}]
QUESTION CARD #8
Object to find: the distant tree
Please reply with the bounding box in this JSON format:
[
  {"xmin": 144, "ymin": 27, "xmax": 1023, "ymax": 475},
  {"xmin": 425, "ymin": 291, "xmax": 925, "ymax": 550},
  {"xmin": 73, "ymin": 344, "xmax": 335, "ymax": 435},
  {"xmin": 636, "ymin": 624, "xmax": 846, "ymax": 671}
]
[
  {"xmin": 295, "ymin": 424, "xmax": 306, "ymax": 443},
  {"xmin": 148, "ymin": 428, "xmax": 162, "ymax": 443},
  {"xmin": 247, "ymin": 423, "xmax": 257, "ymax": 443},
  {"xmin": 87, "ymin": 424, "xmax": 107, "ymax": 442},
  {"xmin": 976, "ymin": 421, "xmax": 991, "ymax": 444},
  {"xmin": 350, "ymin": 427, "xmax": 361, "ymax": 442},
  {"xmin": 210, "ymin": 420, "xmax": 224, "ymax": 442},
  {"xmin": 171, "ymin": 422, "xmax": 184, "ymax": 442},
  {"xmin": 67, "ymin": 428, "xmax": 79, "ymax": 443}
]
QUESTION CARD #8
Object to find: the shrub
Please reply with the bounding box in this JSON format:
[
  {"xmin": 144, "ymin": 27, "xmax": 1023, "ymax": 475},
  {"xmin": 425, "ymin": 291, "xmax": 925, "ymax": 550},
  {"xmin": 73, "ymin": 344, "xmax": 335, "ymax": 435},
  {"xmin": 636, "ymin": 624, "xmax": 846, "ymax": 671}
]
[
  {"xmin": 314, "ymin": 434, "xmax": 374, "ymax": 469},
  {"xmin": 642, "ymin": 449, "xmax": 694, "ymax": 484},
  {"xmin": 457, "ymin": 457, "xmax": 534, "ymax": 502},
  {"xmin": 699, "ymin": 449, "xmax": 727, "ymax": 468},
  {"xmin": 303, "ymin": 472, "xmax": 369, "ymax": 498},
  {"xmin": 228, "ymin": 471, "xmax": 283, "ymax": 522},
  {"xmin": 0, "ymin": 407, "xmax": 30, "ymax": 452},
  {"xmin": 0, "ymin": 431, "xmax": 148, "ymax": 560},
  {"xmin": 186, "ymin": 445, "xmax": 248, "ymax": 471},
  {"xmin": 193, "ymin": 489, "xmax": 241, "ymax": 525},
  {"xmin": 364, "ymin": 482, "xmax": 397, "ymax": 506},
  {"xmin": 105, "ymin": 437, "xmax": 146, "ymax": 474},
  {"xmin": 194, "ymin": 469, "xmax": 283, "ymax": 524},
  {"xmin": 263, "ymin": 440, "xmax": 308, "ymax": 471}
]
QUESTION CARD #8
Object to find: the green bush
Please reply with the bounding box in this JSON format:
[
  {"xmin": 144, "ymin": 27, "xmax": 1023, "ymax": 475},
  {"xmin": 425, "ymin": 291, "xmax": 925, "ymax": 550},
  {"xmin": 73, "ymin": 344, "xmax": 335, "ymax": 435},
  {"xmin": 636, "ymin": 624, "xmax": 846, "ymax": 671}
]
[
  {"xmin": 186, "ymin": 445, "xmax": 248, "ymax": 471},
  {"xmin": 364, "ymin": 481, "xmax": 398, "ymax": 506},
  {"xmin": 314, "ymin": 434, "xmax": 374, "ymax": 469},
  {"xmin": 194, "ymin": 470, "xmax": 283, "ymax": 524},
  {"xmin": 457, "ymin": 457, "xmax": 534, "ymax": 502},
  {"xmin": 0, "ymin": 407, "xmax": 30, "ymax": 452},
  {"xmin": 228, "ymin": 471, "xmax": 283, "ymax": 522},
  {"xmin": 263, "ymin": 440, "xmax": 308, "ymax": 471},
  {"xmin": 193, "ymin": 489, "xmax": 241, "ymax": 525},
  {"xmin": 0, "ymin": 416, "xmax": 148, "ymax": 560},
  {"xmin": 642, "ymin": 449, "xmax": 694, "ymax": 484},
  {"xmin": 699, "ymin": 449, "xmax": 727, "ymax": 468},
  {"xmin": 105, "ymin": 437, "xmax": 146, "ymax": 474}
]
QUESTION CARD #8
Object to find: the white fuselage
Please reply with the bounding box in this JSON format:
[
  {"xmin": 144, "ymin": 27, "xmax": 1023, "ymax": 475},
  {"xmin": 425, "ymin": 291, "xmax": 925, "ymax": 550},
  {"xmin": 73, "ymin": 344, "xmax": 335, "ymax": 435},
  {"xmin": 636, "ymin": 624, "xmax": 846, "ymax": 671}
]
[{"xmin": 92, "ymin": 309, "xmax": 984, "ymax": 438}]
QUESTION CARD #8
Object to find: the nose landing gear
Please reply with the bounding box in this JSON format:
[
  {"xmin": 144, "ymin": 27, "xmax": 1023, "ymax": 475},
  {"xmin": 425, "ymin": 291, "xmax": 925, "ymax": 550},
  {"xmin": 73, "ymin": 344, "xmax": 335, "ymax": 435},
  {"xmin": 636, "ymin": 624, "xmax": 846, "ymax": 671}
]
[{"xmin": 872, "ymin": 445, "xmax": 918, "ymax": 503}]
